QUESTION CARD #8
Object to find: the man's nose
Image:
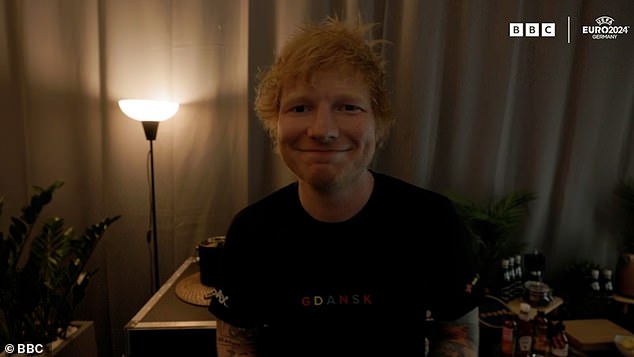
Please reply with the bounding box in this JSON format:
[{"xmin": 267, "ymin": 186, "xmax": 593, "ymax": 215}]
[{"xmin": 307, "ymin": 105, "xmax": 338, "ymax": 141}]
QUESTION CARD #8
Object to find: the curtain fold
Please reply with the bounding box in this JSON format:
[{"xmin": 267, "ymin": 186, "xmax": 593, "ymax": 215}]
[{"xmin": 1, "ymin": 1, "xmax": 632, "ymax": 356}]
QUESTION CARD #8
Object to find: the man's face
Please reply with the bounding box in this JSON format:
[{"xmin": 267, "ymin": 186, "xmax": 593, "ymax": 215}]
[{"xmin": 277, "ymin": 70, "xmax": 377, "ymax": 191}]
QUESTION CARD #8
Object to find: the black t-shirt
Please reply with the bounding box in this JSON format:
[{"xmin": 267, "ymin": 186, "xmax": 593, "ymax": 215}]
[{"xmin": 209, "ymin": 172, "xmax": 480, "ymax": 356}]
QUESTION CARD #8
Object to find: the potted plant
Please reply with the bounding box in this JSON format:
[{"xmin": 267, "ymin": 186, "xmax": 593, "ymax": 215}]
[
  {"xmin": 615, "ymin": 178, "xmax": 634, "ymax": 297},
  {"xmin": 0, "ymin": 181, "xmax": 120, "ymax": 353},
  {"xmin": 448, "ymin": 190, "xmax": 537, "ymax": 294}
]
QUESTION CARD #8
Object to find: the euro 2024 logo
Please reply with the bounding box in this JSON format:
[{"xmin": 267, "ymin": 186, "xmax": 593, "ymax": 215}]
[{"xmin": 582, "ymin": 16, "xmax": 630, "ymax": 40}]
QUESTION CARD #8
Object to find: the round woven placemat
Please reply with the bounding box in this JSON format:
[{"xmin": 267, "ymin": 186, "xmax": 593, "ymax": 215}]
[{"xmin": 175, "ymin": 272, "xmax": 215, "ymax": 306}]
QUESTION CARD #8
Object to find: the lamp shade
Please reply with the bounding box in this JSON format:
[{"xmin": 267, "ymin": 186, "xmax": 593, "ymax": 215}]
[{"xmin": 118, "ymin": 99, "xmax": 179, "ymax": 122}]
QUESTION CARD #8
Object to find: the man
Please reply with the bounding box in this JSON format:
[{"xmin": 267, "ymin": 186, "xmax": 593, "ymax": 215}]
[{"xmin": 209, "ymin": 17, "xmax": 480, "ymax": 357}]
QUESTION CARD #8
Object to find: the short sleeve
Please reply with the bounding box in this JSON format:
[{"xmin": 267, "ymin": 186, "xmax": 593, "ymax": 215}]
[
  {"xmin": 208, "ymin": 211, "xmax": 263, "ymax": 328},
  {"xmin": 426, "ymin": 199, "xmax": 482, "ymax": 321}
]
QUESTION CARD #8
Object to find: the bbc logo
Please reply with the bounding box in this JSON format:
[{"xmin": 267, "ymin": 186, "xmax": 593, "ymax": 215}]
[{"xmin": 509, "ymin": 23, "xmax": 556, "ymax": 37}]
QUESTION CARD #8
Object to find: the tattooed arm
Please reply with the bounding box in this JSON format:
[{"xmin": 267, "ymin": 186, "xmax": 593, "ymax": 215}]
[
  {"xmin": 216, "ymin": 319, "xmax": 259, "ymax": 357},
  {"xmin": 428, "ymin": 307, "xmax": 479, "ymax": 357}
]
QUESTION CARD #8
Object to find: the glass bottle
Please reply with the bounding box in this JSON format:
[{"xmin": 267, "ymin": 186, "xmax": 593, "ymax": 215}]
[
  {"xmin": 551, "ymin": 320, "xmax": 569, "ymax": 357},
  {"xmin": 501, "ymin": 314, "xmax": 517, "ymax": 357},
  {"xmin": 590, "ymin": 269, "xmax": 601, "ymax": 295},
  {"xmin": 514, "ymin": 254, "xmax": 524, "ymax": 298},
  {"xmin": 602, "ymin": 269, "xmax": 614, "ymax": 295},
  {"xmin": 509, "ymin": 256, "xmax": 517, "ymax": 284},
  {"xmin": 501, "ymin": 259, "xmax": 512, "ymax": 301},
  {"xmin": 526, "ymin": 249, "xmax": 545, "ymax": 281},
  {"xmin": 532, "ymin": 310, "xmax": 550, "ymax": 357},
  {"xmin": 515, "ymin": 254, "xmax": 523, "ymax": 282},
  {"xmin": 516, "ymin": 303, "xmax": 533, "ymax": 357}
]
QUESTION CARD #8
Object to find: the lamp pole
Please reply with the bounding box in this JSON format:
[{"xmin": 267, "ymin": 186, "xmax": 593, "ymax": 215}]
[
  {"xmin": 143, "ymin": 121, "xmax": 160, "ymax": 293},
  {"xmin": 148, "ymin": 139, "xmax": 160, "ymax": 293}
]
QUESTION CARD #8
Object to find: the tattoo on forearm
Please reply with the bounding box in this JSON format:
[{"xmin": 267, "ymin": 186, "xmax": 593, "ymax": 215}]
[
  {"xmin": 216, "ymin": 321, "xmax": 259, "ymax": 357},
  {"xmin": 432, "ymin": 340, "xmax": 477, "ymax": 356},
  {"xmin": 429, "ymin": 308, "xmax": 479, "ymax": 357}
]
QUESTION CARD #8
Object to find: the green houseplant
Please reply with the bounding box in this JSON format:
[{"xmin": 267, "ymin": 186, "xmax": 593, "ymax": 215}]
[
  {"xmin": 448, "ymin": 190, "xmax": 537, "ymax": 293},
  {"xmin": 615, "ymin": 178, "xmax": 634, "ymax": 297},
  {"xmin": 0, "ymin": 181, "xmax": 120, "ymax": 350}
]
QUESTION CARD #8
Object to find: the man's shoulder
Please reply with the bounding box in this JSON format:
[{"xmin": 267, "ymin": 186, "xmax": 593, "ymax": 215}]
[
  {"xmin": 373, "ymin": 171, "xmax": 451, "ymax": 206},
  {"xmin": 233, "ymin": 182, "xmax": 298, "ymax": 221}
]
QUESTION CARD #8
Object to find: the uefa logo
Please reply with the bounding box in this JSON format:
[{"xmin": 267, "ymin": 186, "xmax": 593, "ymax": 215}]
[
  {"xmin": 509, "ymin": 22, "xmax": 556, "ymax": 37},
  {"xmin": 595, "ymin": 16, "xmax": 614, "ymax": 26},
  {"xmin": 581, "ymin": 16, "xmax": 630, "ymax": 40}
]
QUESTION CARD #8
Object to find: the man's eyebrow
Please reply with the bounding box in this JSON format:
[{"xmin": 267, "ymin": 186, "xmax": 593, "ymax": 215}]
[
  {"xmin": 334, "ymin": 93, "xmax": 368, "ymax": 102},
  {"xmin": 280, "ymin": 94, "xmax": 310, "ymax": 107}
]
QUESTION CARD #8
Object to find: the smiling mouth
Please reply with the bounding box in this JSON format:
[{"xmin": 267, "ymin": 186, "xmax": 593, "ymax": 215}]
[
  {"xmin": 300, "ymin": 149, "xmax": 341, "ymax": 153},
  {"xmin": 297, "ymin": 147, "xmax": 350, "ymax": 153}
]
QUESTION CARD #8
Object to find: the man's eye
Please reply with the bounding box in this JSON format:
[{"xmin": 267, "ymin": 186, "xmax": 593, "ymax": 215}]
[
  {"xmin": 291, "ymin": 105, "xmax": 309, "ymax": 113},
  {"xmin": 338, "ymin": 104, "xmax": 362, "ymax": 112}
]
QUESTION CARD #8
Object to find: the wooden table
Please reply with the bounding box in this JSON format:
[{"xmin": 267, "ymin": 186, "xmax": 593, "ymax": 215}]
[
  {"xmin": 614, "ymin": 293, "xmax": 634, "ymax": 315},
  {"xmin": 506, "ymin": 296, "xmax": 564, "ymax": 319},
  {"xmin": 565, "ymin": 319, "xmax": 632, "ymax": 355}
]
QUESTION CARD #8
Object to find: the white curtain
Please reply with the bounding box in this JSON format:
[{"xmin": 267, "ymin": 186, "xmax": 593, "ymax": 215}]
[{"xmin": 1, "ymin": 1, "xmax": 632, "ymax": 356}]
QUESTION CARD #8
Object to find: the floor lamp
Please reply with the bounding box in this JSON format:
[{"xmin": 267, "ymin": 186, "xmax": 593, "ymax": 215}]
[{"xmin": 118, "ymin": 99, "xmax": 179, "ymax": 293}]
